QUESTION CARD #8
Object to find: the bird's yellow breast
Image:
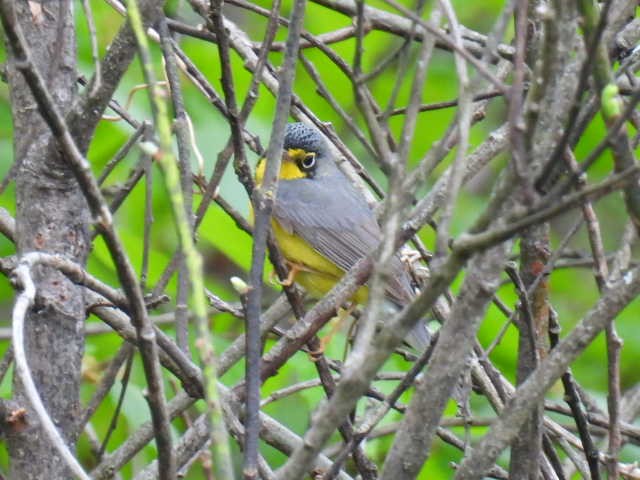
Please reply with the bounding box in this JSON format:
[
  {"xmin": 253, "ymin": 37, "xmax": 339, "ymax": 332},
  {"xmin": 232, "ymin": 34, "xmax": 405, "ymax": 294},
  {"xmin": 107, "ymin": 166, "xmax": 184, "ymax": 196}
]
[
  {"xmin": 270, "ymin": 219, "xmax": 340, "ymax": 276},
  {"xmin": 271, "ymin": 218, "xmax": 368, "ymax": 304}
]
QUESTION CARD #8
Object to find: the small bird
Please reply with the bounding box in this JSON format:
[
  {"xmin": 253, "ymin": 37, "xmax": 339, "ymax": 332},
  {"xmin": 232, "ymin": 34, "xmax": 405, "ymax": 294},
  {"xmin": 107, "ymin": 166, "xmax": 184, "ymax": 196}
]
[{"xmin": 255, "ymin": 122, "xmax": 429, "ymax": 350}]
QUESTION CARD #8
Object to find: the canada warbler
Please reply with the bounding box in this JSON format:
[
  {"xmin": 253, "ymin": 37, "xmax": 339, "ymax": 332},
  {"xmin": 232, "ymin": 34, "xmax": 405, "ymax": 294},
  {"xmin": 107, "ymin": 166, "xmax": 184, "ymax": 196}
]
[{"xmin": 255, "ymin": 122, "xmax": 429, "ymax": 350}]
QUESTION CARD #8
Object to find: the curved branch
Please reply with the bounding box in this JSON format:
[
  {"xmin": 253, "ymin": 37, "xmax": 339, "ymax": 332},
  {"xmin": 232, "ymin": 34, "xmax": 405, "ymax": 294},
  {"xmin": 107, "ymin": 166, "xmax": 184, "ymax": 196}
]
[{"xmin": 11, "ymin": 259, "xmax": 91, "ymax": 480}]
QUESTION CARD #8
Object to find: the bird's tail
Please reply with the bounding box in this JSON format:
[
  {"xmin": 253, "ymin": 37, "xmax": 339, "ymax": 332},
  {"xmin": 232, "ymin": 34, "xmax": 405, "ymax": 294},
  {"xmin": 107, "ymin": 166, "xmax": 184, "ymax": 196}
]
[{"xmin": 405, "ymin": 320, "xmax": 431, "ymax": 352}]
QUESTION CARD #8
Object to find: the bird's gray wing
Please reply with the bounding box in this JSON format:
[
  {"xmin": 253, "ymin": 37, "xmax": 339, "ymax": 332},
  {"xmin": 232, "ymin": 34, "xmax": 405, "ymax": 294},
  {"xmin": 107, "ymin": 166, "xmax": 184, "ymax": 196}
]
[{"xmin": 274, "ymin": 175, "xmax": 414, "ymax": 305}]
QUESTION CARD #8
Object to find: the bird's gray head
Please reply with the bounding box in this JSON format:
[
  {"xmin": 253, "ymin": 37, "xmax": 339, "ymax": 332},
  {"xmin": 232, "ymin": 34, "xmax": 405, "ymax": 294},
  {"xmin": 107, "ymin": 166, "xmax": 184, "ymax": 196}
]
[
  {"xmin": 281, "ymin": 123, "xmax": 338, "ymax": 178},
  {"xmin": 284, "ymin": 123, "xmax": 329, "ymax": 156}
]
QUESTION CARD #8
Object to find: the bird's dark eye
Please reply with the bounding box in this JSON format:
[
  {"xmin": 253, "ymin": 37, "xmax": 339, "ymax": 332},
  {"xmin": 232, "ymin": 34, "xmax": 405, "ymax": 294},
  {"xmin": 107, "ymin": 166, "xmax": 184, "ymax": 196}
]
[{"xmin": 300, "ymin": 152, "xmax": 316, "ymax": 170}]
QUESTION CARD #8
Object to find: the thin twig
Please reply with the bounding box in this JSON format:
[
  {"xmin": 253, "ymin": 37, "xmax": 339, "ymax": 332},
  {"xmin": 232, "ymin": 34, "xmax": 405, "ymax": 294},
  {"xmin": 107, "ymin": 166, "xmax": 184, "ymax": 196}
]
[
  {"xmin": 98, "ymin": 348, "xmax": 134, "ymax": 458},
  {"xmin": 387, "ymin": 90, "xmax": 506, "ymax": 117},
  {"xmin": 79, "ymin": 0, "xmax": 101, "ymax": 96},
  {"xmin": 434, "ymin": 0, "xmax": 472, "ymax": 256},
  {"xmin": 238, "ymin": 0, "xmax": 307, "ymax": 476},
  {"xmin": 126, "ymin": 0, "xmax": 232, "ymax": 477},
  {"xmin": 77, "ymin": 343, "xmax": 135, "ymax": 436},
  {"xmin": 158, "ymin": 17, "xmax": 194, "ymax": 355}
]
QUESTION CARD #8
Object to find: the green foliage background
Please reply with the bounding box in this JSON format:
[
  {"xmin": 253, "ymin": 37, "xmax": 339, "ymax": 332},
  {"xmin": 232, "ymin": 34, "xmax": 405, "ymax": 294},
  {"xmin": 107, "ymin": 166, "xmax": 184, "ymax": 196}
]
[{"xmin": 0, "ymin": 1, "xmax": 638, "ymax": 478}]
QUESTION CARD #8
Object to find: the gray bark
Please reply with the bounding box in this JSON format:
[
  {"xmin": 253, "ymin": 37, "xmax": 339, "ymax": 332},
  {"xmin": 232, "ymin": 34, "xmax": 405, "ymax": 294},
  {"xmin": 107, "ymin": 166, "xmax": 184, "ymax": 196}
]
[{"xmin": 4, "ymin": 1, "xmax": 89, "ymax": 478}]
